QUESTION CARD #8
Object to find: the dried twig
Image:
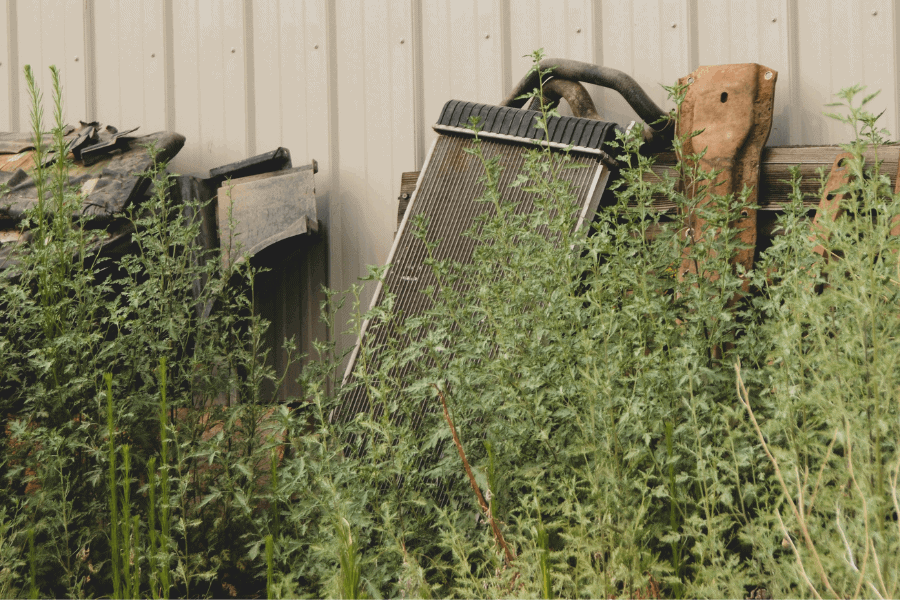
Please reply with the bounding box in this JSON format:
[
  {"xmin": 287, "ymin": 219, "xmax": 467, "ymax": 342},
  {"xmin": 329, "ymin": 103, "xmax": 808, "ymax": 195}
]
[
  {"xmin": 433, "ymin": 383, "xmax": 516, "ymax": 566},
  {"xmin": 869, "ymin": 538, "xmax": 887, "ymax": 600},
  {"xmin": 776, "ymin": 508, "xmax": 823, "ymax": 600},
  {"xmin": 806, "ymin": 428, "xmax": 839, "ymax": 515},
  {"xmin": 844, "ymin": 419, "xmax": 870, "ymax": 600},
  {"xmin": 735, "ymin": 361, "xmax": 839, "ymax": 599}
]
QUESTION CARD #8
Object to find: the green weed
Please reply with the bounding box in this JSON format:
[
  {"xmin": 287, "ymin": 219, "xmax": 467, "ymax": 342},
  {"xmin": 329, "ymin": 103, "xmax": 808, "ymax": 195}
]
[{"xmin": 2, "ymin": 54, "xmax": 899, "ymax": 599}]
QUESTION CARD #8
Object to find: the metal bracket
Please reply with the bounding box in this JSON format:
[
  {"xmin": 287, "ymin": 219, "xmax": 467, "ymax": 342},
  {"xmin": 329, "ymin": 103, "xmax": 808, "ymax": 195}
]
[
  {"xmin": 810, "ymin": 152, "xmax": 854, "ymax": 258},
  {"xmin": 676, "ymin": 63, "xmax": 777, "ymax": 288}
]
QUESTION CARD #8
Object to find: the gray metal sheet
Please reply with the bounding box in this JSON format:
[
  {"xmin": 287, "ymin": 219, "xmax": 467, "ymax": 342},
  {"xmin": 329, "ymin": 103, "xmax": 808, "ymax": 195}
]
[{"xmin": 216, "ymin": 163, "xmax": 317, "ymax": 267}]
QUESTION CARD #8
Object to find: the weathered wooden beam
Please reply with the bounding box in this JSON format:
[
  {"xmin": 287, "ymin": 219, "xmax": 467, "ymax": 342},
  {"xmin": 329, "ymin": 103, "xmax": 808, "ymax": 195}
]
[{"xmin": 644, "ymin": 145, "xmax": 900, "ymax": 211}]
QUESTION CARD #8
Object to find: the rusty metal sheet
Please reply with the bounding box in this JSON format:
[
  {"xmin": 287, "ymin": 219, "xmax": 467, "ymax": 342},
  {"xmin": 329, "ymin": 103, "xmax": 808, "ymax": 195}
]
[
  {"xmin": 810, "ymin": 152, "xmax": 854, "ymax": 257},
  {"xmin": 676, "ymin": 63, "xmax": 777, "ymax": 286},
  {"xmin": 216, "ymin": 162, "xmax": 318, "ymax": 267}
]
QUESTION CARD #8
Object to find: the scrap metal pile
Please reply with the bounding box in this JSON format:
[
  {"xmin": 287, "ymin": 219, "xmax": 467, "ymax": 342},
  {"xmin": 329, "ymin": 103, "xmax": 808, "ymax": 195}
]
[
  {"xmin": 0, "ymin": 126, "xmax": 319, "ymax": 309},
  {"xmin": 0, "ymin": 125, "xmax": 185, "ymax": 271},
  {"xmin": 338, "ymin": 59, "xmax": 900, "ymax": 478}
]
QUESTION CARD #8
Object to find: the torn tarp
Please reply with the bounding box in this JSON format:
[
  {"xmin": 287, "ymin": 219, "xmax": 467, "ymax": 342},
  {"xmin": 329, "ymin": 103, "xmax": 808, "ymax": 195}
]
[
  {"xmin": 0, "ymin": 126, "xmax": 185, "ymax": 273},
  {"xmin": 0, "ymin": 127, "xmax": 185, "ymax": 222}
]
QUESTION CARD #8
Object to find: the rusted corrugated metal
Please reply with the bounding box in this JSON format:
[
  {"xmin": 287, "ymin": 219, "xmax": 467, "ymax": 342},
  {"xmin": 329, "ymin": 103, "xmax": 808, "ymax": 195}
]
[{"xmin": 2, "ymin": 0, "xmax": 899, "ymax": 354}]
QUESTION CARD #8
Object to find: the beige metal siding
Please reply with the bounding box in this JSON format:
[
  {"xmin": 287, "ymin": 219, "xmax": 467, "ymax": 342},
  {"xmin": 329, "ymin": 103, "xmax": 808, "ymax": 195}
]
[{"xmin": 3, "ymin": 0, "xmax": 900, "ymax": 349}]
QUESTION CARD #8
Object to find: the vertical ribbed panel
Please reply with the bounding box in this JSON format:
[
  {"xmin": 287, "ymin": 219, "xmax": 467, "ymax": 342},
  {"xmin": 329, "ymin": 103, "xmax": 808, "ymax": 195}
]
[{"xmin": 336, "ymin": 133, "xmax": 602, "ymax": 427}]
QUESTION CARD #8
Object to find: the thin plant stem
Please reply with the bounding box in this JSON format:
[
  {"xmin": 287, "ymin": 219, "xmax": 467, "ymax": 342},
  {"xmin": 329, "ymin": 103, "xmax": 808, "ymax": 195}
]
[
  {"xmin": 735, "ymin": 362, "xmax": 838, "ymax": 599},
  {"xmin": 106, "ymin": 373, "xmax": 122, "ymax": 599},
  {"xmin": 432, "ymin": 383, "xmax": 516, "ymax": 567}
]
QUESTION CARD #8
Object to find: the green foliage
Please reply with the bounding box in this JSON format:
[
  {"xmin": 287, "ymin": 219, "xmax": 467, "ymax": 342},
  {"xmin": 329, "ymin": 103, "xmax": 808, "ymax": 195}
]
[
  {"xmin": 0, "ymin": 64, "xmax": 289, "ymax": 598},
  {"xmin": 2, "ymin": 54, "xmax": 900, "ymax": 599}
]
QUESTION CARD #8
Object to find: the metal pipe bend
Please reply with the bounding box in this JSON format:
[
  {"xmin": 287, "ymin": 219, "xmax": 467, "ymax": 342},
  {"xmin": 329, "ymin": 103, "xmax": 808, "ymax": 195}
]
[{"xmin": 501, "ymin": 58, "xmax": 674, "ymax": 138}]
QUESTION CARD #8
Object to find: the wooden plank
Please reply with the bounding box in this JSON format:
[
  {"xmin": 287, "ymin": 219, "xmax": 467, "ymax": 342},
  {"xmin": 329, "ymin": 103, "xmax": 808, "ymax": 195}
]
[
  {"xmin": 399, "ymin": 145, "xmax": 900, "ymax": 213},
  {"xmin": 645, "ymin": 146, "xmax": 900, "ymax": 210}
]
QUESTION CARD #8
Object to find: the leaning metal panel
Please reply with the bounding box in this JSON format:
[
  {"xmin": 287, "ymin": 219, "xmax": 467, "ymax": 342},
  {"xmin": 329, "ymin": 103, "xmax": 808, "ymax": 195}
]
[{"xmin": 333, "ymin": 102, "xmax": 616, "ymax": 500}]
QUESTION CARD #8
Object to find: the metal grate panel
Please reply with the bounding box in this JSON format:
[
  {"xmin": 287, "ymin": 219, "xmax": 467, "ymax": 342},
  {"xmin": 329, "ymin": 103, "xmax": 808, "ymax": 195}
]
[
  {"xmin": 332, "ymin": 101, "xmax": 614, "ymax": 426},
  {"xmin": 333, "ymin": 103, "xmax": 616, "ymax": 497}
]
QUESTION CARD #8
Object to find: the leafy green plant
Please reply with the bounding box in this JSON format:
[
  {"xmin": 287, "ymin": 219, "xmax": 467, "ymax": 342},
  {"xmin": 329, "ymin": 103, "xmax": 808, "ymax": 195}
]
[
  {"xmin": 0, "ymin": 64, "xmax": 292, "ymax": 598},
  {"xmin": 3, "ymin": 54, "xmax": 899, "ymax": 599},
  {"xmin": 736, "ymin": 85, "xmax": 900, "ymax": 599}
]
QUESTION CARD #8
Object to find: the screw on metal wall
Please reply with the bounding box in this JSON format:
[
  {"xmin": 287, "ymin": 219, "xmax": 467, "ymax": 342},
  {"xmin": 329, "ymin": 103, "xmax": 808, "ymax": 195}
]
[{"xmin": 675, "ymin": 63, "xmax": 777, "ymax": 293}]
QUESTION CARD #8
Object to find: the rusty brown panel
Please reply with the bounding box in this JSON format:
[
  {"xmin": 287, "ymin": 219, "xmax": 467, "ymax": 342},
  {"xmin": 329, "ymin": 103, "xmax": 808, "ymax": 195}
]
[
  {"xmin": 810, "ymin": 152, "xmax": 854, "ymax": 257},
  {"xmin": 0, "ymin": 151, "xmax": 37, "ymax": 173},
  {"xmin": 676, "ymin": 64, "xmax": 777, "ymax": 285},
  {"xmin": 891, "ymin": 157, "xmax": 900, "ymax": 237}
]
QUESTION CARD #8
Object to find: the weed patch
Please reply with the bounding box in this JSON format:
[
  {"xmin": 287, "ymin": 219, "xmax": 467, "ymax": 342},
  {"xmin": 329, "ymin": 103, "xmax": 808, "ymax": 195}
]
[{"xmin": 1, "ymin": 56, "xmax": 899, "ymax": 598}]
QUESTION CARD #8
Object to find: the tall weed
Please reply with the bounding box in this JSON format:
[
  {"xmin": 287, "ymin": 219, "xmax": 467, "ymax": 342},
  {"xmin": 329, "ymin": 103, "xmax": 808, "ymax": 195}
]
[{"xmin": 2, "ymin": 56, "xmax": 899, "ymax": 599}]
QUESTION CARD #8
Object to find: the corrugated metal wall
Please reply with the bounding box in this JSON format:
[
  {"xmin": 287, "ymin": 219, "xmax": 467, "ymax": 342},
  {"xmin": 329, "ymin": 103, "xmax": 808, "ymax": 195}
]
[{"xmin": 4, "ymin": 0, "xmax": 900, "ymax": 347}]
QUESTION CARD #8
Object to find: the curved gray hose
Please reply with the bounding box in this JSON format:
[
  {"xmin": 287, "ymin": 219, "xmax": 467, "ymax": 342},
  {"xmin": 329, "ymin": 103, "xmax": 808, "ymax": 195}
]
[{"xmin": 501, "ymin": 58, "xmax": 673, "ymax": 136}]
